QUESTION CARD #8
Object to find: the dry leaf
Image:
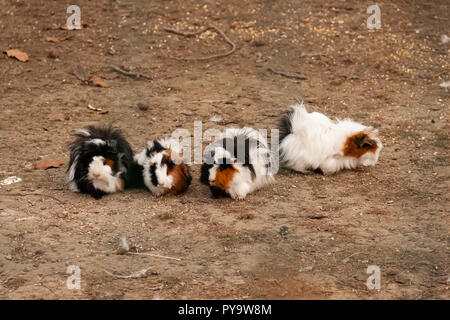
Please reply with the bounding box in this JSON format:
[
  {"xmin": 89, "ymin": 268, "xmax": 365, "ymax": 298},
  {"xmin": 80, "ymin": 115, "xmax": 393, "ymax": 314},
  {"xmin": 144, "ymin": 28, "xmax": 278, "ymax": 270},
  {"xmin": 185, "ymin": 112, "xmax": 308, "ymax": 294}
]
[
  {"xmin": 46, "ymin": 36, "xmax": 61, "ymax": 43},
  {"xmin": 46, "ymin": 36, "xmax": 71, "ymax": 43},
  {"xmin": 48, "ymin": 112, "xmax": 65, "ymax": 121},
  {"xmin": 5, "ymin": 49, "xmax": 29, "ymax": 62},
  {"xmin": 88, "ymin": 75, "xmax": 109, "ymax": 88},
  {"xmin": 87, "ymin": 104, "xmax": 102, "ymax": 112},
  {"xmin": 34, "ymin": 158, "xmax": 65, "ymax": 170},
  {"xmin": 73, "ymin": 64, "xmax": 88, "ymax": 81}
]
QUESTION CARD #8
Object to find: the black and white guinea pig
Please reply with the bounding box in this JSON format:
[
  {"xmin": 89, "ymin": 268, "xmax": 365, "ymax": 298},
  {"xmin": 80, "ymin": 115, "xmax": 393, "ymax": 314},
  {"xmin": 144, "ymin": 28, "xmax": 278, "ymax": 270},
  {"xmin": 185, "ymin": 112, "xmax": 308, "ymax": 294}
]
[
  {"xmin": 200, "ymin": 127, "xmax": 275, "ymax": 200},
  {"xmin": 279, "ymin": 101, "xmax": 383, "ymax": 174},
  {"xmin": 65, "ymin": 125, "xmax": 133, "ymax": 199},
  {"xmin": 133, "ymin": 138, "xmax": 192, "ymax": 196}
]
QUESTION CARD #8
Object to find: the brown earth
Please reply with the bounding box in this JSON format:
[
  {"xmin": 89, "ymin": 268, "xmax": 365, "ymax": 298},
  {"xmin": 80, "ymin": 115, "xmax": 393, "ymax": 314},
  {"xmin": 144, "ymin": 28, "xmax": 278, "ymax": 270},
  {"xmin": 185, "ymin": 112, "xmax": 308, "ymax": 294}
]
[{"xmin": 0, "ymin": 0, "xmax": 448, "ymax": 299}]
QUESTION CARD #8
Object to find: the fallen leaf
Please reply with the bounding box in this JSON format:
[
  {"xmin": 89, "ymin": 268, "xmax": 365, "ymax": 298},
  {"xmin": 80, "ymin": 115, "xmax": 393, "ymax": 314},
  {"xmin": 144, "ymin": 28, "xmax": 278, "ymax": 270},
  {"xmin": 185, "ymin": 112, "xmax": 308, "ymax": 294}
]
[
  {"xmin": 87, "ymin": 104, "xmax": 103, "ymax": 112},
  {"xmin": 73, "ymin": 64, "xmax": 88, "ymax": 81},
  {"xmin": 46, "ymin": 36, "xmax": 61, "ymax": 43},
  {"xmin": 48, "ymin": 112, "xmax": 65, "ymax": 121},
  {"xmin": 45, "ymin": 36, "xmax": 71, "ymax": 43},
  {"xmin": 5, "ymin": 49, "xmax": 29, "ymax": 62},
  {"xmin": 34, "ymin": 158, "xmax": 65, "ymax": 170},
  {"xmin": 88, "ymin": 75, "xmax": 109, "ymax": 88}
]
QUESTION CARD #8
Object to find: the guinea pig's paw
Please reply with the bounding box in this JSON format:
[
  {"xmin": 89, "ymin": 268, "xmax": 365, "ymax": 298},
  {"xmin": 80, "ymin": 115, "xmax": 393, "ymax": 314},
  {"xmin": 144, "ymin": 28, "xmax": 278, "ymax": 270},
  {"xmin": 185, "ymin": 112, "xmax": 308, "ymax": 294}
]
[
  {"xmin": 91, "ymin": 190, "xmax": 105, "ymax": 200},
  {"xmin": 230, "ymin": 182, "xmax": 251, "ymax": 200},
  {"xmin": 161, "ymin": 175, "xmax": 174, "ymax": 189},
  {"xmin": 152, "ymin": 189, "xmax": 166, "ymax": 197},
  {"xmin": 319, "ymin": 166, "xmax": 337, "ymax": 175},
  {"xmin": 229, "ymin": 189, "xmax": 248, "ymax": 200}
]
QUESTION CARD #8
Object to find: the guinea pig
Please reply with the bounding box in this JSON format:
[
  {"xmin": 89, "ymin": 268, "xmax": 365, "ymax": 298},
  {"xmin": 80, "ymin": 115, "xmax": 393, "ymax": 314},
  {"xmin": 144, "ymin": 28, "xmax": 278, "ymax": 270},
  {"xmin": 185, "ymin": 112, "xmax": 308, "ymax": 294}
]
[
  {"xmin": 133, "ymin": 138, "xmax": 192, "ymax": 196},
  {"xmin": 279, "ymin": 101, "xmax": 383, "ymax": 174},
  {"xmin": 65, "ymin": 125, "xmax": 133, "ymax": 199},
  {"xmin": 200, "ymin": 127, "xmax": 275, "ymax": 200}
]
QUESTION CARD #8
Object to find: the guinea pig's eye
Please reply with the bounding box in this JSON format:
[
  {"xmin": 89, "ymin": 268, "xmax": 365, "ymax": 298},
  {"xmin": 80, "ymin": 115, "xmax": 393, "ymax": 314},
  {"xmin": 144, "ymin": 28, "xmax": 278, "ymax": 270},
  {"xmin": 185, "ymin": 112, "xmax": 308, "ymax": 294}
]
[{"xmin": 103, "ymin": 158, "xmax": 107, "ymax": 165}]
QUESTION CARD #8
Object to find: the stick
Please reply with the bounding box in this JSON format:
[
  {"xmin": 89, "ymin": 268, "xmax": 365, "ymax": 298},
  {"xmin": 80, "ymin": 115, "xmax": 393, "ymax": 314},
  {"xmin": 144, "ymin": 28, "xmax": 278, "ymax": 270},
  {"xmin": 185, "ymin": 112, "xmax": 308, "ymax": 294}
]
[
  {"xmin": 267, "ymin": 67, "xmax": 307, "ymax": 80},
  {"xmin": 149, "ymin": 284, "xmax": 164, "ymax": 290},
  {"xmin": 96, "ymin": 249, "xmax": 182, "ymax": 261},
  {"xmin": 103, "ymin": 268, "xmax": 149, "ymax": 279},
  {"xmin": 164, "ymin": 25, "xmax": 236, "ymax": 61},
  {"xmin": 110, "ymin": 65, "xmax": 153, "ymax": 80},
  {"xmin": 125, "ymin": 251, "xmax": 181, "ymax": 261}
]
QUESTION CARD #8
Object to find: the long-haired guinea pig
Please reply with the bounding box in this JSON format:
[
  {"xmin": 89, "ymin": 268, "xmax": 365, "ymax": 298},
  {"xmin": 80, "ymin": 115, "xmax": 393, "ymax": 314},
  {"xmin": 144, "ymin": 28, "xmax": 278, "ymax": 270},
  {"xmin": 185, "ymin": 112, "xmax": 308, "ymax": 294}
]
[
  {"xmin": 200, "ymin": 127, "xmax": 275, "ymax": 200},
  {"xmin": 279, "ymin": 101, "xmax": 383, "ymax": 174},
  {"xmin": 133, "ymin": 138, "xmax": 192, "ymax": 196},
  {"xmin": 65, "ymin": 125, "xmax": 133, "ymax": 199}
]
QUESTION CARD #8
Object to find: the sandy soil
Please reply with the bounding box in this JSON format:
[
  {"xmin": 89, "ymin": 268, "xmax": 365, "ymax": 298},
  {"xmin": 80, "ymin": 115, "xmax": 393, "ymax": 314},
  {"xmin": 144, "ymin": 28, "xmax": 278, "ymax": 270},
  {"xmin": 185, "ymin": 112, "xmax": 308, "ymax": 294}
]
[{"xmin": 0, "ymin": 0, "xmax": 448, "ymax": 299}]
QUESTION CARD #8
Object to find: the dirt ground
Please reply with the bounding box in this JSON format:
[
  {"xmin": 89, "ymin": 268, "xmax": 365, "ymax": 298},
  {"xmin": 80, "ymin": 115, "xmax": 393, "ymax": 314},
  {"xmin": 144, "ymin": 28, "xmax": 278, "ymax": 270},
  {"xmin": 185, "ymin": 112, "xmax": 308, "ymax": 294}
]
[{"xmin": 0, "ymin": 0, "xmax": 448, "ymax": 300}]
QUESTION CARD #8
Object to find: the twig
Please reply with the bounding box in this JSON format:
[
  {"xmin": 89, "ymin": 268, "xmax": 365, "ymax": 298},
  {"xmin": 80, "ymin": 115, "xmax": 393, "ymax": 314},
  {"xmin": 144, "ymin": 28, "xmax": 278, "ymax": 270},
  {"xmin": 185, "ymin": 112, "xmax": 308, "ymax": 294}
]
[
  {"xmin": 164, "ymin": 25, "xmax": 236, "ymax": 61},
  {"xmin": 103, "ymin": 268, "xmax": 149, "ymax": 279},
  {"xmin": 300, "ymin": 52, "xmax": 328, "ymax": 57},
  {"xmin": 110, "ymin": 65, "xmax": 153, "ymax": 80},
  {"xmin": 2, "ymin": 193, "xmax": 64, "ymax": 204},
  {"xmin": 97, "ymin": 249, "xmax": 182, "ymax": 261},
  {"xmin": 341, "ymin": 252, "xmax": 362, "ymax": 263},
  {"xmin": 149, "ymin": 284, "xmax": 164, "ymax": 291},
  {"xmin": 39, "ymin": 283, "xmax": 58, "ymax": 296},
  {"xmin": 267, "ymin": 67, "xmax": 307, "ymax": 80},
  {"xmin": 125, "ymin": 251, "xmax": 181, "ymax": 261}
]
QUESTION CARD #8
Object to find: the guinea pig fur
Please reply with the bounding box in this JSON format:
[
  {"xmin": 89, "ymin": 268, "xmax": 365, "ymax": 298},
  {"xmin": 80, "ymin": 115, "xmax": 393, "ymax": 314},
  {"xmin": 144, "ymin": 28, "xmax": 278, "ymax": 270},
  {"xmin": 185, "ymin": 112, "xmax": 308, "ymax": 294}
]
[
  {"xmin": 200, "ymin": 127, "xmax": 275, "ymax": 200},
  {"xmin": 279, "ymin": 101, "xmax": 383, "ymax": 174},
  {"xmin": 134, "ymin": 138, "xmax": 192, "ymax": 196},
  {"xmin": 65, "ymin": 125, "xmax": 133, "ymax": 199}
]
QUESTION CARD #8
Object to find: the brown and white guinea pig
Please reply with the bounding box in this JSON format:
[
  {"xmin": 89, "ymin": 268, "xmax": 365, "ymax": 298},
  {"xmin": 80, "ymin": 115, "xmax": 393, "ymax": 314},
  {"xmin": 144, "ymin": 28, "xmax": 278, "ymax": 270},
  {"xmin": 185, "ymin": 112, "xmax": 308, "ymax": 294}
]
[
  {"xmin": 279, "ymin": 101, "xmax": 383, "ymax": 174},
  {"xmin": 133, "ymin": 138, "xmax": 192, "ymax": 196},
  {"xmin": 200, "ymin": 127, "xmax": 275, "ymax": 200},
  {"xmin": 65, "ymin": 125, "xmax": 134, "ymax": 199}
]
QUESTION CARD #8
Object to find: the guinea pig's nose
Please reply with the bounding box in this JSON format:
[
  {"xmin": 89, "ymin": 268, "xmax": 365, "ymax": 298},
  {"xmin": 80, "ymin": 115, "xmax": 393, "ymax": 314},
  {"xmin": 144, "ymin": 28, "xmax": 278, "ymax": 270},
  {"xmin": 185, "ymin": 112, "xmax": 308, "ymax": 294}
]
[{"xmin": 93, "ymin": 173, "xmax": 100, "ymax": 178}]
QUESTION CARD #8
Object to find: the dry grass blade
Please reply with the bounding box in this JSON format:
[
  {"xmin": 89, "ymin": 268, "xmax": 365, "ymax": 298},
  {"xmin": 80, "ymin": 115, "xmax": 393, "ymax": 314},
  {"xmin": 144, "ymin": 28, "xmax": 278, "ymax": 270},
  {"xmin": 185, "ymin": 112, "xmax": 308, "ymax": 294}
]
[
  {"xmin": 267, "ymin": 67, "xmax": 307, "ymax": 80},
  {"xmin": 110, "ymin": 65, "xmax": 153, "ymax": 80},
  {"xmin": 103, "ymin": 268, "xmax": 149, "ymax": 279},
  {"xmin": 164, "ymin": 25, "xmax": 236, "ymax": 61}
]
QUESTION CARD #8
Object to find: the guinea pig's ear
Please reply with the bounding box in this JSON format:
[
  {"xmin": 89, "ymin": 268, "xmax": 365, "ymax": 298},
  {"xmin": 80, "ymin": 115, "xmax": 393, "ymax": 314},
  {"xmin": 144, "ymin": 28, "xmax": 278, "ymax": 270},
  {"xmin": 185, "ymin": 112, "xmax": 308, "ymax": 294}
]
[
  {"xmin": 147, "ymin": 140, "xmax": 165, "ymax": 156},
  {"xmin": 218, "ymin": 158, "xmax": 234, "ymax": 171},
  {"xmin": 354, "ymin": 133, "xmax": 376, "ymax": 148},
  {"xmin": 344, "ymin": 132, "xmax": 378, "ymax": 157},
  {"xmin": 161, "ymin": 153, "xmax": 175, "ymax": 170},
  {"xmin": 145, "ymin": 141, "xmax": 154, "ymax": 157}
]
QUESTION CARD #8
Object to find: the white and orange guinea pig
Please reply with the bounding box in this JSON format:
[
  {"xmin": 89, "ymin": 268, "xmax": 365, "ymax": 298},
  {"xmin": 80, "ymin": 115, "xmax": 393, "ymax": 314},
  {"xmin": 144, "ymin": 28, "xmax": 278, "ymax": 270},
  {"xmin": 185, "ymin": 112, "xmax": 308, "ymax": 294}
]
[
  {"xmin": 65, "ymin": 125, "xmax": 134, "ymax": 199},
  {"xmin": 279, "ymin": 101, "xmax": 383, "ymax": 174},
  {"xmin": 200, "ymin": 128, "xmax": 275, "ymax": 200},
  {"xmin": 133, "ymin": 138, "xmax": 192, "ymax": 196}
]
